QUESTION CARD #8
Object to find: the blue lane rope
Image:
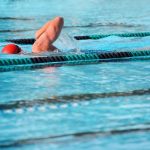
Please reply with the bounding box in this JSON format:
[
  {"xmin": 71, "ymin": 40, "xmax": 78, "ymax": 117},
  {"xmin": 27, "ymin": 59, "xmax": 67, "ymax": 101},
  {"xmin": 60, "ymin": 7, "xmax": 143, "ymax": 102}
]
[
  {"xmin": 0, "ymin": 49, "xmax": 150, "ymax": 72},
  {"xmin": 74, "ymin": 32, "xmax": 150, "ymax": 40},
  {"xmin": 2, "ymin": 31, "xmax": 150, "ymax": 44}
]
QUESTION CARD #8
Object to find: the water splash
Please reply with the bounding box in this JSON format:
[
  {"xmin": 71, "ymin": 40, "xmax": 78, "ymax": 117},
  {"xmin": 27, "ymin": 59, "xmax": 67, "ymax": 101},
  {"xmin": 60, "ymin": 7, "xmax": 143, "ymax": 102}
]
[{"xmin": 55, "ymin": 31, "xmax": 80, "ymax": 53}]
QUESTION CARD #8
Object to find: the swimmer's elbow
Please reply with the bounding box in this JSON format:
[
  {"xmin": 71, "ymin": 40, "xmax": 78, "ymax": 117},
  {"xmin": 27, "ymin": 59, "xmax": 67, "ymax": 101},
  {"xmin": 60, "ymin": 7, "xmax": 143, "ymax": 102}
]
[{"xmin": 55, "ymin": 16, "xmax": 64, "ymax": 25}]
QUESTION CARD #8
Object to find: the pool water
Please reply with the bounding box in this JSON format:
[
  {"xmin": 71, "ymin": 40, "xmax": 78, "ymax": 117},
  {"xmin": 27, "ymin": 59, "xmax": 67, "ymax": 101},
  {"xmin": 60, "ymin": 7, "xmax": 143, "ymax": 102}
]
[{"xmin": 0, "ymin": 0, "xmax": 150, "ymax": 149}]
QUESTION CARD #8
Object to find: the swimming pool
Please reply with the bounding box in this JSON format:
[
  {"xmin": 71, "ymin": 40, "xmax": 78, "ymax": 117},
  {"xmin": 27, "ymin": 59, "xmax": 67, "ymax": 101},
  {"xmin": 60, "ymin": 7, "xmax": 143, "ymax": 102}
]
[{"xmin": 0, "ymin": 0, "xmax": 150, "ymax": 149}]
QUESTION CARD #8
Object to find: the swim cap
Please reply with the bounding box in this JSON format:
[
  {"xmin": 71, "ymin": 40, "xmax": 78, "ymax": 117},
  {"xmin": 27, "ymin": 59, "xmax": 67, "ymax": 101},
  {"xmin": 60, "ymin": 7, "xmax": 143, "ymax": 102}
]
[{"xmin": 2, "ymin": 44, "xmax": 21, "ymax": 54}]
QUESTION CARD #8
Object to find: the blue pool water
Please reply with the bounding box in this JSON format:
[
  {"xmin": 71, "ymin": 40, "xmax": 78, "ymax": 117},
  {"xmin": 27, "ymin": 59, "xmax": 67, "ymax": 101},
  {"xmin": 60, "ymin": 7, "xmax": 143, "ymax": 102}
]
[{"xmin": 0, "ymin": 0, "xmax": 150, "ymax": 149}]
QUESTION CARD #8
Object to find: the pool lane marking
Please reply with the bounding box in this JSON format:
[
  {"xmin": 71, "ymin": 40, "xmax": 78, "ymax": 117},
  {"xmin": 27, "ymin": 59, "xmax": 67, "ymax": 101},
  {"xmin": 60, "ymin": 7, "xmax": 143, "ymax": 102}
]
[
  {"xmin": 1, "ymin": 50, "xmax": 150, "ymax": 66},
  {"xmin": 0, "ymin": 50, "xmax": 150, "ymax": 72},
  {"xmin": 2, "ymin": 31, "xmax": 150, "ymax": 44},
  {"xmin": 74, "ymin": 32, "xmax": 150, "ymax": 40},
  {"xmin": 0, "ymin": 17, "xmax": 34, "ymax": 20},
  {"xmin": 0, "ymin": 88, "xmax": 150, "ymax": 114},
  {"xmin": 1, "ymin": 57, "xmax": 149, "ymax": 72},
  {"xmin": 0, "ymin": 29, "xmax": 35, "ymax": 33},
  {"xmin": 0, "ymin": 123, "xmax": 150, "ymax": 148}
]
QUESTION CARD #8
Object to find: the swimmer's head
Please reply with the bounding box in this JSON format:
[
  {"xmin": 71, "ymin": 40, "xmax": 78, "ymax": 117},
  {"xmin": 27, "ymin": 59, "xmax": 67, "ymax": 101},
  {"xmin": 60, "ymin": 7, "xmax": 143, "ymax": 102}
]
[{"xmin": 2, "ymin": 44, "xmax": 22, "ymax": 54}]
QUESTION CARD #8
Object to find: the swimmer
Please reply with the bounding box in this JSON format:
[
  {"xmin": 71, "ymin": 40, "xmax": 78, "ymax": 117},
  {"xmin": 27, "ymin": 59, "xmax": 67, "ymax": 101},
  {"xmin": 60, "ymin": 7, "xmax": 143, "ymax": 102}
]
[
  {"xmin": 2, "ymin": 16, "xmax": 64, "ymax": 54},
  {"xmin": 32, "ymin": 16, "xmax": 64, "ymax": 53}
]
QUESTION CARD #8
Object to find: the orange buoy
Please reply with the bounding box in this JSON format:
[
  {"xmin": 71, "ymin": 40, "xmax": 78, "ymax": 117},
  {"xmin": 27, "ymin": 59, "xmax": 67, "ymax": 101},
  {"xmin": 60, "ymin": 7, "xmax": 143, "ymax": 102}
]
[{"xmin": 2, "ymin": 44, "xmax": 21, "ymax": 54}]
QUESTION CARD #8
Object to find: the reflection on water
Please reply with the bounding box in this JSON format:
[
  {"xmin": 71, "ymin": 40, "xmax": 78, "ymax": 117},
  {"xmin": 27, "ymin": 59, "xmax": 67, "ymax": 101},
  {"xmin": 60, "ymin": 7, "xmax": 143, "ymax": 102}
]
[
  {"xmin": 1, "ymin": 0, "xmax": 150, "ymax": 39},
  {"xmin": 0, "ymin": 0, "xmax": 150, "ymax": 150}
]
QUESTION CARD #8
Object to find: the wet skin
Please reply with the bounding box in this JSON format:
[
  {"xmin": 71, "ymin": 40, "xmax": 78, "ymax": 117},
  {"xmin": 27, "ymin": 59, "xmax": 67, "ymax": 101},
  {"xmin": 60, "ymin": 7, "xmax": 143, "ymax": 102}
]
[{"xmin": 32, "ymin": 16, "xmax": 64, "ymax": 53}]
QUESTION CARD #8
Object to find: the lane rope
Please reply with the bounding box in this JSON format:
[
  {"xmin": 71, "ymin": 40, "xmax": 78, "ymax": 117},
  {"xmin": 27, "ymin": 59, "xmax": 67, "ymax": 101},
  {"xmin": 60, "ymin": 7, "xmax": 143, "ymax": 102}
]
[
  {"xmin": 74, "ymin": 32, "xmax": 150, "ymax": 40},
  {"xmin": 1, "ymin": 32, "xmax": 150, "ymax": 44},
  {"xmin": 0, "ymin": 50, "xmax": 150, "ymax": 72}
]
